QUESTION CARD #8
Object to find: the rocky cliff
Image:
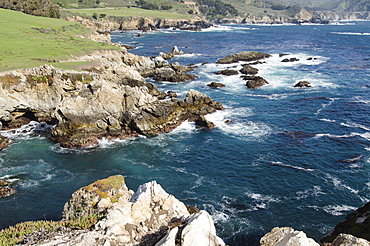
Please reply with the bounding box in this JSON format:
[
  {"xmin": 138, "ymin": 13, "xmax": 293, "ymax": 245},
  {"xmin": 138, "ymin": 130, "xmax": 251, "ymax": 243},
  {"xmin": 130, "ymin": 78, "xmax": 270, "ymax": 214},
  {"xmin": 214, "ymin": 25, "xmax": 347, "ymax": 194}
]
[
  {"xmin": 19, "ymin": 175, "xmax": 225, "ymax": 246},
  {"xmin": 66, "ymin": 15, "xmax": 212, "ymax": 35},
  {"xmin": 0, "ymin": 49, "xmax": 222, "ymax": 148}
]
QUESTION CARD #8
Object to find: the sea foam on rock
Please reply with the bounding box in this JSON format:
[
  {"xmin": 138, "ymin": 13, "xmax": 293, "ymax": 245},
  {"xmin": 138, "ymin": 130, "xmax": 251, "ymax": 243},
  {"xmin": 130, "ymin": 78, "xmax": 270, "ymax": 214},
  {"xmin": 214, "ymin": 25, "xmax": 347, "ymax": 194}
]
[{"xmin": 28, "ymin": 175, "xmax": 225, "ymax": 246}]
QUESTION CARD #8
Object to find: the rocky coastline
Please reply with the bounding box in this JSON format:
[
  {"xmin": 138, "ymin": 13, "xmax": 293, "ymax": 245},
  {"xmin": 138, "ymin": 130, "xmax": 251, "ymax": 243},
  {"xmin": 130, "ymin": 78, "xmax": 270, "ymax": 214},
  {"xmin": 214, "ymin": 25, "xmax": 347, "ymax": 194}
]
[
  {"xmin": 1, "ymin": 12, "xmax": 370, "ymax": 245},
  {"xmin": 2, "ymin": 175, "xmax": 370, "ymax": 245},
  {"xmin": 0, "ymin": 47, "xmax": 222, "ymax": 148}
]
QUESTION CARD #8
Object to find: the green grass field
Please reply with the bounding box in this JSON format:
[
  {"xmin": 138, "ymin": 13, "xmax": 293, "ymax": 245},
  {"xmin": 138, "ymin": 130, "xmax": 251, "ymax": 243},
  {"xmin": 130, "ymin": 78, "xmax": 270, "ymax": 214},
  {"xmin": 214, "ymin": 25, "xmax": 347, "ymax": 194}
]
[
  {"xmin": 66, "ymin": 7, "xmax": 193, "ymax": 19},
  {"xmin": 0, "ymin": 9, "xmax": 119, "ymax": 72}
]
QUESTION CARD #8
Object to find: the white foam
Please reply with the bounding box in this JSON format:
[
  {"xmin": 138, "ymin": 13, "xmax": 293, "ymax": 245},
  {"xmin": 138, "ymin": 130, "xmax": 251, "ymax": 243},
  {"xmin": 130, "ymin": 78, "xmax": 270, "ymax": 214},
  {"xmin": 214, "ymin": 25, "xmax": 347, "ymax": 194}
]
[
  {"xmin": 0, "ymin": 121, "xmax": 53, "ymax": 140},
  {"xmin": 340, "ymin": 122, "xmax": 370, "ymax": 131},
  {"xmin": 201, "ymin": 25, "xmax": 258, "ymax": 33},
  {"xmin": 204, "ymin": 108, "xmax": 271, "ymax": 141},
  {"xmin": 323, "ymin": 204, "xmax": 357, "ymax": 216},
  {"xmin": 326, "ymin": 174, "xmax": 359, "ymax": 194},
  {"xmin": 251, "ymin": 53, "xmax": 334, "ymax": 89},
  {"xmin": 331, "ymin": 32, "xmax": 370, "ymax": 35},
  {"xmin": 245, "ymin": 191, "xmax": 281, "ymax": 210},
  {"xmin": 174, "ymin": 53, "xmax": 201, "ymax": 58},
  {"xmin": 296, "ymin": 186, "xmax": 325, "ymax": 199},
  {"xmin": 268, "ymin": 161, "xmax": 315, "ymax": 172},
  {"xmin": 169, "ymin": 120, "xmax": 197, "ymax": 135},
  {"xmin": 314, "ymin": 132, "xmax": 370, "ymax": 141},
  {"xmin": 320, "ymin": 118, "xmax": 337, "ymax": 123},
  {"xmin": 315, "ymin": 98, "xmax": 336, "ymax": 115}
]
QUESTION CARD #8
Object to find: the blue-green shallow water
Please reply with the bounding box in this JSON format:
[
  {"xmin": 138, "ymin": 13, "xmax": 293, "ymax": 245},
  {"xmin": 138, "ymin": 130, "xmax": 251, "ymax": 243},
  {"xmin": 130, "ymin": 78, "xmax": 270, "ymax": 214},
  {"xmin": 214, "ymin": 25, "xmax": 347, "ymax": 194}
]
[{"xmin": 1, "ymin": 21, "xmax": 370, "ymax": 245}]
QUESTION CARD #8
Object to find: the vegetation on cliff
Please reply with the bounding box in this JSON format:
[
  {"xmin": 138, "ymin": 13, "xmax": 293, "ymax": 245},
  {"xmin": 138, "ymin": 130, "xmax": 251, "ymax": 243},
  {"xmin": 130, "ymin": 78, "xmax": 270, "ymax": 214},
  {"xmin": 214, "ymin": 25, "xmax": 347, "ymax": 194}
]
[
  {"xmin": 0, "ymin": 0, "xmax": 60, "ymax": 18},
  {"xmin": 0, "ymin": 8, "xmax": 118, "ymax": 72}
]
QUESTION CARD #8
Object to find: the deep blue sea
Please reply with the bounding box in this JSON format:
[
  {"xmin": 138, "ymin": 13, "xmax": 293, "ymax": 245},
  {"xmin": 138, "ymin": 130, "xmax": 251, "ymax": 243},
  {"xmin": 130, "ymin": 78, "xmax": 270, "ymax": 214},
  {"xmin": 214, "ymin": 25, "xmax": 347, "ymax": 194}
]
[{"xmin": 1, "ymin": 21, "xmax": 370, "ymax": 245}]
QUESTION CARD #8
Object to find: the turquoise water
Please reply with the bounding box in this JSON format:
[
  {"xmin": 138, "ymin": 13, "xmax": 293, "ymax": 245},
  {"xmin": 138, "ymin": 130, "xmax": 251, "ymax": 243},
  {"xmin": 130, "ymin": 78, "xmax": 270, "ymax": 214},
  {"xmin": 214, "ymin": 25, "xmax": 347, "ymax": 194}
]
[{"xmin": 1, "ymin": 21, "xmax": 370, "ymax": 245}]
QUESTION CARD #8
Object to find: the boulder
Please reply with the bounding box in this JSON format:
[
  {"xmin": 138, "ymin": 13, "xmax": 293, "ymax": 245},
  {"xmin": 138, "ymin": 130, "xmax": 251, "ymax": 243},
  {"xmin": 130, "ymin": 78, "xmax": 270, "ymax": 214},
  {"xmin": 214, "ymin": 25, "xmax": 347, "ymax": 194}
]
[
  {"xmin": 239, "ymin": 64, "xmax": 259, "ymax": 75},
  {"xmin": 282, "ymin": 57, "xmax": 300, "ymax": 62},
  {"xmin": 63, "ymin": 175, "xmax": 132, "ymax": 221},
  {"xmin": 153, "ymin": 67, "xmax": 196, "ymax": 82},
  {"xmin": 180, "ymin": 211, "xmax": 225, "ymax": 246},
  {"xmin": 171, "ymin": 62, "xmax": 193, "ymax": 73},
  {"xmin": 195, "ymin": 115, "xmax": 215, "ymax": 129},
  {"xmin": 214, "ymin": 69, "xmax": 239, "ymax": 76},
  {"xmin": 332, "ymin": 234, "xmax": 370, "ymax": 246},
  {"xmin": 242, "ymin": 75, "xmax": 269, "ymax": 89},
  {"xmin": 321, "ymin": 201, "xmax": 370, "ymax": 243},
  {"xmin": 0, "ymin": 135, "xmax": 9, "ymax": 150},
  {"xmin": 294, "ymin": 81, "xmax": 312, "ymax": 87},
  {"xmin": 216, "ymin": 51, "xmax": 271, "ymax": 64},
  {"xmin": 159, "ymin": 46, "xmax": 184, "ymax": 60},
  {"xmin": 207, "ymin": 82, "xmax": 225, "ymax": 88},
  {"xmin": 260, "ymin": 227, "xmax": 319, "ymax": 246},
  {"xmin": 0, "ymin": 175, "xmax": 19, "ymax": 198}
]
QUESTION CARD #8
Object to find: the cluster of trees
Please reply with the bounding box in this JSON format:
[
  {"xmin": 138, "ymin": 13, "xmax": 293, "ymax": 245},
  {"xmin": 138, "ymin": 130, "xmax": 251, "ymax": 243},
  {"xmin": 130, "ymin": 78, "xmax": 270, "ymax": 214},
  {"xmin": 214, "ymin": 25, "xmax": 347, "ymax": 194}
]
[
  {"xmin": 135, "ymin": 0, "xmax": 173, "ymax": 10},
  {"xmin": 197, "ymin": 0, "xmax": 239, "ymax": 18},
  {"xmin": 0, "ymin": 0, "xmax": 60, "ymax": 18},
  {"xmin": 251, "ymin": 1, "xmax": 303, "ymax": 16}
]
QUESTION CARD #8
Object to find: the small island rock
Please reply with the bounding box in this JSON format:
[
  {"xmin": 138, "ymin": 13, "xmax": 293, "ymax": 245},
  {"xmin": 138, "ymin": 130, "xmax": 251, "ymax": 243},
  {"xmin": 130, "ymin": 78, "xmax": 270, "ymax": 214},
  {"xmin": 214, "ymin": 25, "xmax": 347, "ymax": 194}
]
[
  {"xmin": 207, "ymin": 82, "xmax": 225, "ymax": 88},
  {"xmin": 216, "ymin": 51, "xmax": 271, "ymax": 64},
  {"xmin": 294, "ymin": 81, "xmax": 312, "ymax": 87}
]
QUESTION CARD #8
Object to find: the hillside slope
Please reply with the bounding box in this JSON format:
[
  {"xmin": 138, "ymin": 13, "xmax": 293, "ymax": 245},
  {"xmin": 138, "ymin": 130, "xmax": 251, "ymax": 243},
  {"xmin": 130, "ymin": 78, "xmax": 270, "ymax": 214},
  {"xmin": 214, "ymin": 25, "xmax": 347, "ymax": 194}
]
[{"xmin": 0, "ymin": 9, "xmax": 118, "ymax": 72}]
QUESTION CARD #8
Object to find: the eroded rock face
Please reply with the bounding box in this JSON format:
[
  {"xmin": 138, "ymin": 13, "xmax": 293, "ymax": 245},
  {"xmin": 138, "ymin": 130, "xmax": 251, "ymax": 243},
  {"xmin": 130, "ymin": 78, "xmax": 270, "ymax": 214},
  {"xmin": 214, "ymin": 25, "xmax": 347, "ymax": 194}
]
[
  {"xmin": 29, "ymin": 176, "xmax": 225, "ymax": 246},
  {"xmin": 260, "ymin": 227, "xmax": 319, "ymax": 246},
  {"xmin": 63, "ymin": 175, "xmax": 132, "ymax": 221},
  {"xmin": 0, "ymin": 50, "xmax": 222, "ymax": 148}
]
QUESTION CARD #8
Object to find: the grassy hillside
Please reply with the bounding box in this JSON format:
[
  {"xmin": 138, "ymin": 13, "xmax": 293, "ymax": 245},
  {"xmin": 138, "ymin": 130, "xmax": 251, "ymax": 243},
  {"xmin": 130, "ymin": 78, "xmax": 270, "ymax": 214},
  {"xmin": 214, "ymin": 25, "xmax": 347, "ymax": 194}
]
[{"xmin": 0, "ymin": 9, "xmax": 118, "ymax": 72}]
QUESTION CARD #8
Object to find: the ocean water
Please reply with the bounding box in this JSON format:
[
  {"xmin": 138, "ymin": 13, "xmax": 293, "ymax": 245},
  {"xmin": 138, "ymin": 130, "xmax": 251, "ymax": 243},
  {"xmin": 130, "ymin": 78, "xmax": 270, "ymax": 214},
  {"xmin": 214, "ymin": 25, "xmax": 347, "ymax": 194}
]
[{"xmin": 1, "ymin": 21, "xmax": 370, "ymax": 245}]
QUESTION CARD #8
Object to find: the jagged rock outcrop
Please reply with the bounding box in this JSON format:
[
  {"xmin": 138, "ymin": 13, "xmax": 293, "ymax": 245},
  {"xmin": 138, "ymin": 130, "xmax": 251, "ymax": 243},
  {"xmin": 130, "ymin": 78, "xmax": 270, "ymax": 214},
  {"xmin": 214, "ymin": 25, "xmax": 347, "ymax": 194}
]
[
  {"xmin": 0, "ymin": 50, "xmax": 222, "ymax": 148},
  {"xmin": 25, "ymin": 175, "xmax": 226, "ymax": 246},
  {"xmin": 240, "ymin": 64, "xmax": 259, "ymax": 75},
  {"xmin": 216, "ymin": 51, "xmax": 271, "ymax": 64},
  {"xmin": 321, "ymin": 201, "xmax": 370, "ymax": 243},
  {"xmin": 242, "ymin": 75, "xmax": 269, "ymax": 89},
  {"xmin": 63, "ymin": 175, "xmax": 132, "ymax": 221},
  {"xmin": 260, "ymin": 227, "xmax": 319, "ymax": 246},
  {"xmin": 195, "ymin": 115, "xmax": 215, "ymax": 129}
]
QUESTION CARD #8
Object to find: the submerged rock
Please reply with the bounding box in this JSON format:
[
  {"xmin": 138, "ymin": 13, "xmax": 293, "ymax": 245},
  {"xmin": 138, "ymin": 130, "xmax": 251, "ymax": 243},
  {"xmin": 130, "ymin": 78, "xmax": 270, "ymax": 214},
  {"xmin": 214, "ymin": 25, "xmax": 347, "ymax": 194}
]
[{"xmin": 216, "ymin": 51, "xmax": 271, "ymax": 64}]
